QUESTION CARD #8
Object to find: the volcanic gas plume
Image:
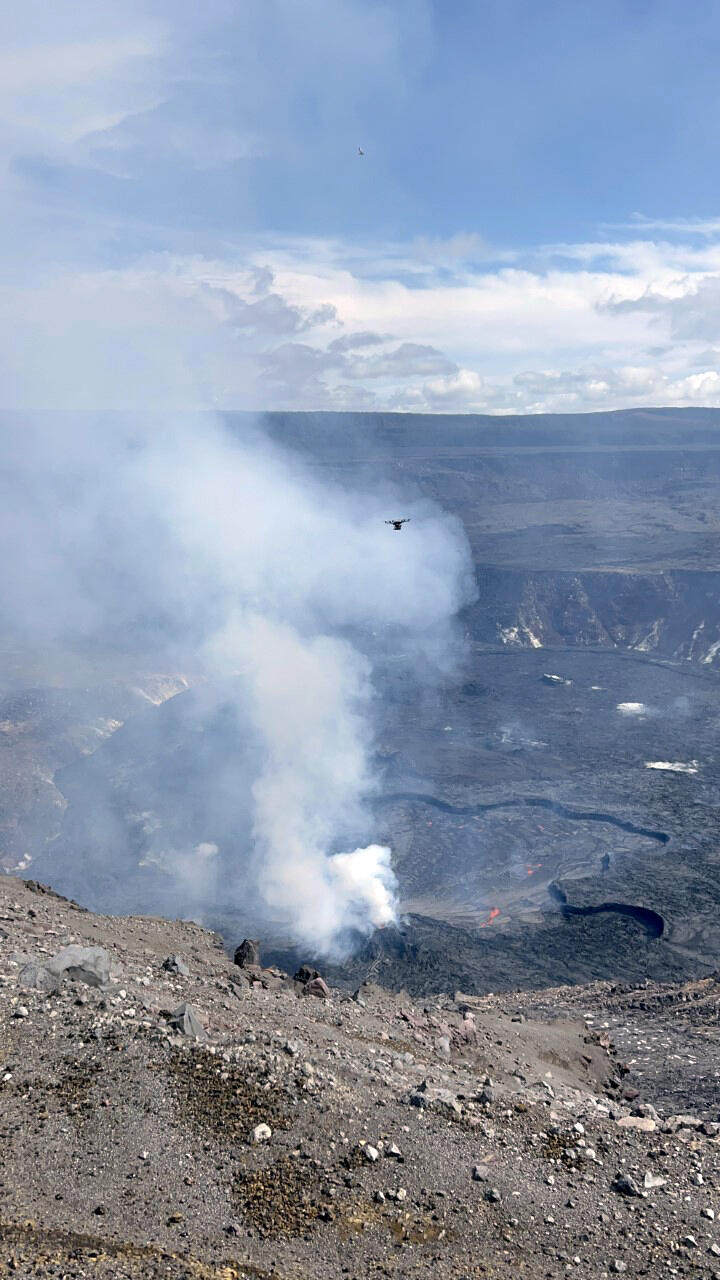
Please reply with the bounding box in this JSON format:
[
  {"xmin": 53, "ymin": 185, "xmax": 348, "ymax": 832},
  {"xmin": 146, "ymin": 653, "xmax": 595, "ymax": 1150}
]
[{"xmin": 1, "ymin": 412, "xmax": 475, "ymax": 954}]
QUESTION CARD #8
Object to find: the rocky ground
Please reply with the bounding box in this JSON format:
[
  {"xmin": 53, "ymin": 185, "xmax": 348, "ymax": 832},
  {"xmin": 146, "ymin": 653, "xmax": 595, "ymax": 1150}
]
[{"xmin": 1, "ymin": 877, "xmax": 719, "ymax": 1278}]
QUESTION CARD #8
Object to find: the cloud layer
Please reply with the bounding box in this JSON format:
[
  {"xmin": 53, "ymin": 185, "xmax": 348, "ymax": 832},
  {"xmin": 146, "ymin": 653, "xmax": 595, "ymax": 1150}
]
[
  {"xmin": 4, "ymin": 2, "xmax": 720, "ymax": 415},
  {"xmin": 6, "ymin": 232, "xmax": 720, "ymax": 414}
]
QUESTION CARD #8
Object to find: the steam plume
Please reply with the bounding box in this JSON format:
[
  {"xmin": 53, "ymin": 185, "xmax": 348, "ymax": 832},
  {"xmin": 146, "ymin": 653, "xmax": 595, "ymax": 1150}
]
[{"xmin": 2, "ymin": 411, "xmax": 474, "ymax": 953}]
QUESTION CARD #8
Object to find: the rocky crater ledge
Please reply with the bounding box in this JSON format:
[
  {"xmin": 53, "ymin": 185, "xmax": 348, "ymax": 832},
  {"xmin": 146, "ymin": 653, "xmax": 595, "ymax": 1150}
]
[{"xmin": 1, "ymin": 876, "xmax": 719, "ymax": 1279}]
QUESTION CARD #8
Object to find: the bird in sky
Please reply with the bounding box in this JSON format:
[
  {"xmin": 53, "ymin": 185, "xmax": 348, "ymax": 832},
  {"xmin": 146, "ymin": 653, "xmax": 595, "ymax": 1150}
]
[
  {"xmin": 385, "ymin": 518, "xmax": 410, "ymax": 531},
  {"xmin": 358, "ymin": 146, "xmax": 364, "ymax": 156}
]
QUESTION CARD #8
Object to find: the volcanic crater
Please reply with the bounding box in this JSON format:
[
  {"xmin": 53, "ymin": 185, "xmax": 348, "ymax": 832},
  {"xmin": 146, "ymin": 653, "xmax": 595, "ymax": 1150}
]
[{"xmin": 3, "ymin": 408, "xmax": 720, "ymax": 995}]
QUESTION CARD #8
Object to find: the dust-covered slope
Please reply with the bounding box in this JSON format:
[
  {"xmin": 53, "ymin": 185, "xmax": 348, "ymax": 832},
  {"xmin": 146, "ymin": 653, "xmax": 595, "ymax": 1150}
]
[{"xmin": 1, "ymin": 876, "xmax": 719, "ymax": 1279}]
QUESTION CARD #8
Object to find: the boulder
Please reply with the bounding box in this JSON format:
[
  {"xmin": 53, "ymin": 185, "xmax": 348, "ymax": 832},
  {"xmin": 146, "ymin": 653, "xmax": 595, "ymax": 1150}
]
[
  {"xmin": 17, "ymin": 962, "xmax": 59, "ymax": 994},
  {"xmin": 45, "ymin": 945, "xmax": 111, "ymax": 988},
  {"xmin": 617, "ymin": 1115, "xmax": 656, "ymax": 1132},
  {"xmin": 168, "ymin": 1003, "xmax": 206, "ymax": 1039},
  {"xmin": 611, "ymin": 1174, "xmax": 643, "ymax": 1197},
  {"xmin": 162, "ymin": 955, "xmax": 190, "ymax": 976},
  {"xmin": 431, "ymin": 1088, "xmax": 464, "ymax": 1119},
  {"xmin": 303, "ymin": 976, "xmax": 330, "ymax": 999},
  {"xmin": 234, "ymin": 939, "xmax": 260, "ymax": 968},
  {"xmin": 407, "ymin": 1081, "xmax": 462, "ymax": 1118},
  {"xmin": 644, "ymin": 1173, "xmax": 667, "ymax": 1190},
  {"xmin": 294, "ymin": 964, "xmax": 320, "ymax": 983},
  {"xmin": 663, "ymin": 1114, "xmax": 702, "ymax": 1132}
]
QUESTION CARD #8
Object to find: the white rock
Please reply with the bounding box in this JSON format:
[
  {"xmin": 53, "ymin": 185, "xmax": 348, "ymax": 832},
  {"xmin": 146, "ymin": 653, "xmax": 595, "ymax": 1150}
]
[
  {"xmin": 251, "ymin": 1123, "xmax": 272, "ymax": 1144},
  {"xmin": 364, "ymin": 1145, "xmax": 380, "ymax": 1162},
  {"xmin": 617, "ymin": 1115, "xmax": 656, "ymax": 1132}
]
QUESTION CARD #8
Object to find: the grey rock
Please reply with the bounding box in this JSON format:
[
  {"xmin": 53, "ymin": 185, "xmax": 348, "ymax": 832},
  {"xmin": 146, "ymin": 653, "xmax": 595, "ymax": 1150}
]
[
  {"xmin": 46, "ymin": 945, "xmax": 111, "ymax": 988},
  {"xmin": 663, "ymin": 1113, "xmax": 702, "ymax": 1132},
  {"xmin": 632, "ymin": 1102, "xmax": 659, "ymax": 1120},
  {"xmin": 483, "ymin": 1187, "xmax": 502, "ymax": 1203},
  {"xmin": 617, "ymin": 1115, "xmax": 656, "ymax": 1132},
  {"xmin": 611, "ymin": 1174, "xmax": 643, "ymax": 1197},
  {"xmin": 609, "ymin": 1262, "xmax": 627, "ymax": 1275},
  {"xmin": 643, "ymin": 1172, "xmax": 667, "ymax": 1190},
  {"xmin": 17, "ymin": 962, "xmax": 59, "ymax": 994},
  {"xmin": 364, "ymin": 1145, "xmax": 380, "ymax": 1163},
  {"xmin": 472, "ymin": 1164, "xmax": 491, "ymax": 1182},
  {"xmin": 681, "ymin": 1235, "xmax": 698, "ymax": 1249},
  {"xmin": 162, "ymin": 954, "xmax": 189, "ymax": 976},
  {"xmin": 431, "ymin": 1089, "xmax": 463, "ymax": 1119},
  {"xmin": 13, "ymin": 1005, "xmax": 29, "ymax": 1019},
  {"xmin": 304, "ymin": 976, "xmax": 331, "ymax": 999},
  {"xmin": 168, "ymin": 1002, "xmax": 206, "ymax": 1039}
]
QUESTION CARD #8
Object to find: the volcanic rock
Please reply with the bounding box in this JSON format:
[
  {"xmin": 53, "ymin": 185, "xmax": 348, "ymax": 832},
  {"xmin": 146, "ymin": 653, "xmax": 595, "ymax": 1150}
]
[
  {"xmin": 294, "ymin": 964, "xmax": 320, "ymax": 983},
  {"xmin": 612, "ymin": 1173, "xmax": 643, "ymax": 1197},
  {"xmin": 45, "ymin": 944, "xmax": 111, "ymax": 988},
  {"xmin": 617, "ymin": 1115, "xmax": 656, "ymax": 1131},
  {"xmin": 234, "ymin": 938, "xmax": 260, "ymax": 968},
  {"xmin": 1, "ymin": 873, "xmax": 720, "ymax": 1279},
  {"xmin": 17, "ymin": 961, "xmax": 59, "ymax": 993},
  {"xmin": 303, "ymin": 976, "xmax": 330, "ymax": 999},
  {"xmin": 167, "ymin": 1002, "xmax": 206, "ymax": 1038}
]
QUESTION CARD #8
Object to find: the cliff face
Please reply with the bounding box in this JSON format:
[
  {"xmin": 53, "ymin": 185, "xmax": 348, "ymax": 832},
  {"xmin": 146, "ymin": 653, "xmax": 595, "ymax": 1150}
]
[
  {"xmin": 248, "ymin": 407, "xmax": 720, "ymax": 664},
  {"xmin": 468, "ymin": 567, "xmax": 720, "ymax": 662}
]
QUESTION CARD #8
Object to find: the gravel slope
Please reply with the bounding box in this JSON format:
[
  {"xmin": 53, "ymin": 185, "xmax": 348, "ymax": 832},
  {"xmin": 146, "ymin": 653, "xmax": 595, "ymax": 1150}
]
[{"xmin": 1, "ymin": 876, "xmax": 719, "ymax": 1279}]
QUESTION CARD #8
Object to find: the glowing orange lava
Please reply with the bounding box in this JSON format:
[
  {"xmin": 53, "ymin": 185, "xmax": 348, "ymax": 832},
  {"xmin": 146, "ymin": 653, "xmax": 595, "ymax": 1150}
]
[
  {"xmin": 480, "ymin": 906, "xmax": 500, "ymax": 928},
  {"xmin": 526, "ymin": 863, "xmax": 543, "ymax": 876}
]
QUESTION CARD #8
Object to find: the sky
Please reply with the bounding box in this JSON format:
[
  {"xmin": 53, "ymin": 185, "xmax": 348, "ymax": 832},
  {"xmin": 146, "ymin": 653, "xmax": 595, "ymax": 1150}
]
[{"xmin": 4, "ymin": 0, "xmax": 720, "ymax": 414}]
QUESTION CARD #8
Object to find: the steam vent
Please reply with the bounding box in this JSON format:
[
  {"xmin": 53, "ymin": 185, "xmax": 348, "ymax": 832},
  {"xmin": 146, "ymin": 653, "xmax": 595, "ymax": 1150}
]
[{"xmin": 4, "ymin": 409, "xmax": 720, "ymax": 1278}]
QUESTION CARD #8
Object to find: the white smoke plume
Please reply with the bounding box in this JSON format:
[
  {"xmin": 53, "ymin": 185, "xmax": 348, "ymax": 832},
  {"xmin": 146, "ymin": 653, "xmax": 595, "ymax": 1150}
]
[{"xmin": 1, "ymin": 410, "xmax": 474, "ymax": 953}]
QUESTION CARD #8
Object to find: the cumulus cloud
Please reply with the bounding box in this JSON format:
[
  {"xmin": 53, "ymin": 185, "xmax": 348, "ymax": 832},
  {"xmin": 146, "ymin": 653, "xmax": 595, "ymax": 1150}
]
[
  {"xmin": 5, "ymin": 231, "xmax": 720, "ymax": 414},
  {"xmin": 607, "ymin": 274, "xmax": 720, "ymax": 342}
]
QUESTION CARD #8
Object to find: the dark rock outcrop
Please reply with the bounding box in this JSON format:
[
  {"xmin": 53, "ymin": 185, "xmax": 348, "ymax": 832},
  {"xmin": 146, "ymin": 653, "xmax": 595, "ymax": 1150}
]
[{"xmin": 234, "ymin": 939, "xmax": 260, "ymax": 969}]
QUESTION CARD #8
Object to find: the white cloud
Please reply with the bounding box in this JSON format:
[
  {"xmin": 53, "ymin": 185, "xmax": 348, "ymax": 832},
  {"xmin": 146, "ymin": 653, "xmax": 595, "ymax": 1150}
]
[
  {"xmin": 607, "ymin": 274, "xmax": 720, "ymax": 341},
  {"xmin": 3, "ymin": 222, "xmax": 720, "ymax": 414}
]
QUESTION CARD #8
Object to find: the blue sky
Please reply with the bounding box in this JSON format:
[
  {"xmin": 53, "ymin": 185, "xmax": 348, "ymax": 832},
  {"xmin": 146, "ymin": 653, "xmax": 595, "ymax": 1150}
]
[{"xmin": 4, "ymin": 0, "xmax": 720, "ymax": 413}]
